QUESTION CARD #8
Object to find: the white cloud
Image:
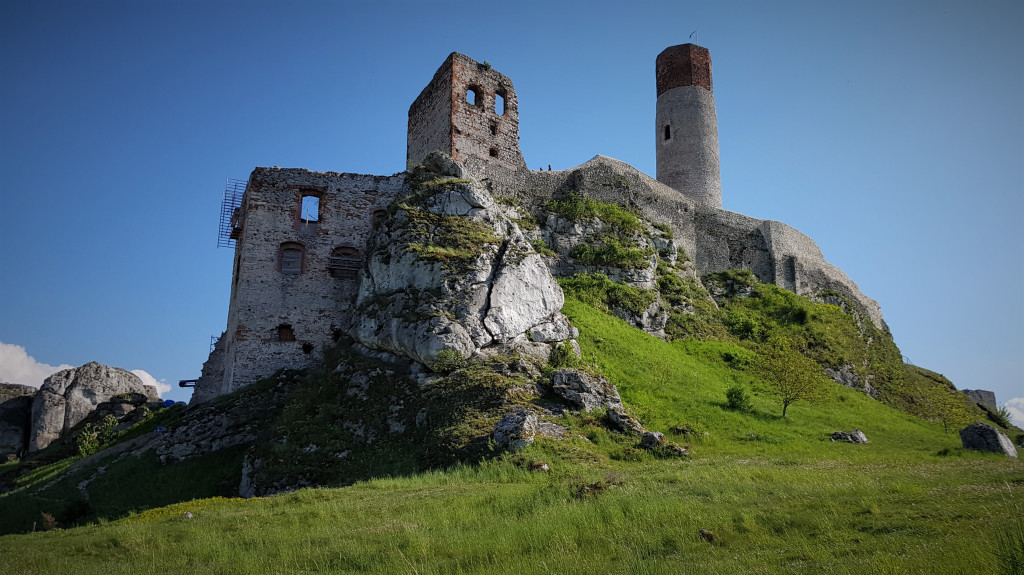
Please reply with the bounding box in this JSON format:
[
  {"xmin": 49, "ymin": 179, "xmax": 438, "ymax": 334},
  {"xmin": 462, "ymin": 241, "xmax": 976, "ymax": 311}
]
[
  {"xmin": 0, "ymin": 341, "xmax": 73, "ymax": 388},
  {"xmin": 131, "ymin": 369, "xmax": 170, "ymax": 398},
  {"xmin": 1004, "ymin": 397, "xmax": 1024, "ymax": 430}
]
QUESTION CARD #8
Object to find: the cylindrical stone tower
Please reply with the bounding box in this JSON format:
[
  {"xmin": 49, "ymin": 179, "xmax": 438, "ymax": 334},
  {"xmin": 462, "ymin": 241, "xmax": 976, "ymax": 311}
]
[{"xmin": 655, "ymin": 44, "xmax": 722, "ymax": 208}]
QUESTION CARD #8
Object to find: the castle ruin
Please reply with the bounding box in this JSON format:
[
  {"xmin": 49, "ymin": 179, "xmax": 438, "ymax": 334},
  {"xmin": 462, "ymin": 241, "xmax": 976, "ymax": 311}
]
[{"xmin": 190, "ymin": 45, "xmax": 884, "ymax": 402}]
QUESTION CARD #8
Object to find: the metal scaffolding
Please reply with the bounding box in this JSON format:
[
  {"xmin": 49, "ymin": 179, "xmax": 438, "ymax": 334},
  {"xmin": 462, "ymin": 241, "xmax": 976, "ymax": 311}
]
[{"xmin": 217, "ymin": 178, "xmax": 246, "ymax": 248}]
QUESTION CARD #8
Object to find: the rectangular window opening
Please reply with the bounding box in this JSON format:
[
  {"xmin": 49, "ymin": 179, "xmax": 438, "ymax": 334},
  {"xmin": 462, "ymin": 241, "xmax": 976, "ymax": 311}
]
[
  {"xmin": 495, "ymin": 92, "xmax": 506, "ymax": 115},
  {"xmin": 301, "ymin": 195, "xmax": 320, "ymax": 222}
]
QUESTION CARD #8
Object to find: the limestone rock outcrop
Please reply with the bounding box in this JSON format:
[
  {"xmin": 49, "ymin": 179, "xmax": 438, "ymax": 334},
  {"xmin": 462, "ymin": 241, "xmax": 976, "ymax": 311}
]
[
  {"xmin": 493, "ymin": 409, "xmax": 538, "ymax": 451},
  {"xmin": 0, "ymin": 383, "xmax": 36, "ymax": 458},
  {"xmin": 352, "ymin": 164, "xmax": 573, "ymax": 368},
  {"xmin": 959, "ymin": 421, "xmax": 1017, "ymax": 457},
  {"xmin": 550, "ymin": 369, "xmax": 623, "ymax": 411},
  {"xmin": 29, "ymin": 362, "xmax": 158, "ymax": 452}
]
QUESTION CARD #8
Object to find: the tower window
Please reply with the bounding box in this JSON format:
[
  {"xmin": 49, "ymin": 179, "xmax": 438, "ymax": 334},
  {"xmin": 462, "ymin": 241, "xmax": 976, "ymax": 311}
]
[
  {"xmin": 489, "ymin": 123, "xmax": 497, "ymax": 135},
  {"xmin": 277, "ymin": 324, "xmax": 296, "ymax": 342},
  {"xmin": 371, "ymin": 208, "xmax": 387, "ymax": 227},
  {"xmin": 280, "ymin": 242, "xmax": 305, "ymax": 275},
  {"xmin": 466, "ymin": 86, "xmax": 482, "ymax": 107},
  {"xmin": 300, "ymin": 194, "xmax": 320, "ymax": 222},
  {"xmin": 495, "ymin": 89, "xmax": 506, "ymax": 115},
  {"xmin": 664, "ymin": 125, "xmax": 671, "ymax": 141},
  {"xmin": 489, "ymin": 147, "xmax": 499, "ymax": 158}
]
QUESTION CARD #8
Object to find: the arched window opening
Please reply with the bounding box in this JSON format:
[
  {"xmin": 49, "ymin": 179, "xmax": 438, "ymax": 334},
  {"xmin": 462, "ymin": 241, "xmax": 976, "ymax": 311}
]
[
  {"xmin": 489, "ymin": 147, "xmax": 499, "ymax": 158},
  {"xmin": 277, "ymin": 324, "xmax": 296, "ymax": 342},
  {"xmin": 300, "ymin": 194, "xmax": 320, "ymax": 223},
  {"xmin": 371, "ymin": 208, "xmax": 387, "ymax": 227},
  {"xmin": 328, "ymin": 246, "xmax": 361, "ymax": 280},
  {"xmin": 280, "ymin": 242, "xmax": 304, "ymax": 275},
  {"xmin": 488, "ymin": 123, "xmax": 497, "ymax": 136},
  {"xmin": 664, "ymin": 125, "xmax": 671, "ymax": 141},
  {"xmin": 466, "ymin": 85, "xmax": 482, "ymax": 107}
]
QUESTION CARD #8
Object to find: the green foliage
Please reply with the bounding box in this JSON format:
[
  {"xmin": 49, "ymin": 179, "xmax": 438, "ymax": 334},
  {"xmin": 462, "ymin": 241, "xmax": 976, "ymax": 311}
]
[
  {"xmin": 707, "ymin": 268, "xmax": 758, "ymax": 290},
  {"xmin": 756, "ymin": 338, "xmax": 827, "ymax": 418},
  {"xmin": 651, "ymin": 221, "xmax": 674, "ymax": 239},
  {"xmin": 403, "ymin": 207, "xmax": 498, "ymax": 268},
  {"xmin": 548, "ymin": 191, "xmax": 647, "ymax": 237},
  {"xmin": 531, "ymin": 237, "xmax": 556, "ymax": 256},
  {"xmin": 994, "ymin": 405, "xmax": 1013, "ymax": 429},
  {"xmin": 548, "ymin": 342, "xmax": 583, "ymax": 370},
  {"xmin": 570, "ymin": 237, "xmax": 654, "ymax": 268},
  {"xmin": 75, "ymin": 415, "xmax": 120, "ymax": 457},
  {"xmin": 557, "ymin": 273, "xmax": 655, "ymax": 316},
  {"xmin": 658, "ymin": 262, "xmax": 729, "ymax": 340},
  {"xmin": 712, "ymin": 274, "xmax": 905, "ymax": 406},
  {"xmin": 432, "ymin": 349, "xmax": 467, "ymax": 374},
  {"xmin": 725, "ymin": 383, "xmax": 753, "ymax": 412},
  {"xmin": 902, "ymin": 365, "xmax": 977, "ymax": 433}
]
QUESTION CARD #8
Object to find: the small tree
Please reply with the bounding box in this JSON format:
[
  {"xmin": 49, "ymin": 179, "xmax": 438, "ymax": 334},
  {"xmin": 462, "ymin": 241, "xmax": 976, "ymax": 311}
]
[
  {"xmin": 920, "ymin": 387, "xmax": 973, "ymax": 434},
  {"xmin": 757, "ymin": 339, "xmax": 825, "ymax": 418},
  {"xmin": 726, "ymin": 383, "xmax": 754, "ymax": 412}
]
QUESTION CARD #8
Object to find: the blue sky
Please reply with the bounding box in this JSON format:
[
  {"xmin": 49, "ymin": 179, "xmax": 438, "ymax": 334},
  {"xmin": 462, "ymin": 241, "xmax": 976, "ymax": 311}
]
[{"xmin": 1, "ymin": 1, "xmax": 1021, "ymax": 420}]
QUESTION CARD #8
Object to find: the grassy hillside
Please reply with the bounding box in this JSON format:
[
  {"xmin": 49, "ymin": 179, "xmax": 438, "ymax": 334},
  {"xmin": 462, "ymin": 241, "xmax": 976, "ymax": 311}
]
[{"xmin": 1, "ymin": 297, "xmax": 1021, "ymax": 574}]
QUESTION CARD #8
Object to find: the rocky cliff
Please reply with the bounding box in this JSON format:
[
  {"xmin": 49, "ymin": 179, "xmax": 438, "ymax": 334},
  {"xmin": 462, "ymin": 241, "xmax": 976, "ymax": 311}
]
[
  {"xmin": 29, "ymin": 362, "xmax": 159, "ymax": 452},
  {"xmin": 0, "ymin": 383, "xmax": 36, "ymax": 458}
]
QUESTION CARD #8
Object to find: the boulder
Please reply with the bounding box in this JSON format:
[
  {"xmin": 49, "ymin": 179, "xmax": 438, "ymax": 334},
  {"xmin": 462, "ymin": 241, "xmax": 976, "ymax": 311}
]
[
  {"xmin": 959, "ymin": 421, "xmax": 1017, "ymax": 457},
  {"xmin": 831, "ymin": 430, "xmax": 869, "ymax": 444},
  {"xmin": 0, "ymin": 383, "xmax": 36, "ymax": 458},
  {"xmin": 608, "ymin": 407, "xmax": 645, "ymax": 434},
  {"xmin": 493, "ymin": 409, "xmax": 538, "ymax": 451},
  {"xmin": 29, "ymin": 362, "xmax": 151, "ymax": 452},
  {"xmin": 550, "ymin": 369, "xmax": 623, "ymax": 411},
  {"xmin": 352, "ymin": 176, "xmax": 573, "ymax": 368},
  {"xmin": 640, "ymin": 431, "xmax": 666, "ymax": 449}
]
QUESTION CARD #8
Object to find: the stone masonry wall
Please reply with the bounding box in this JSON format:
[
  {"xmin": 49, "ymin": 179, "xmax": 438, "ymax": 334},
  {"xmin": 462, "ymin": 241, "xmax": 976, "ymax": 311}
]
[
  {"xmin": 193, "ymin": 168, "xmax": 406, "ymax": 402},
  {"xmin": 407, "ymin": 59, "xmax": 453, "ymax": 170},
  {"xmin": 655, "ymin": 44, "xmax": 721, "ymax": 208},
  {"xmin": 408, "ymin": 53, "xmax": 525, "ymax": 179}
]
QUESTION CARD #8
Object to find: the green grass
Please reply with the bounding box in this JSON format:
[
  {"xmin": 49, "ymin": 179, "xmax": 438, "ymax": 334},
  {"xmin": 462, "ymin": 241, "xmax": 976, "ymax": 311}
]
[
  {"xmin": 558, "ymin": 273, "xmax": 656, "ymax": 316},
  {"xmin": 548, "ymin": 191, "xmax": 647, "ymax": 237},
  {"xmin": 0, "ymin": 297, "xmax": 1020, "ymax": 573}
]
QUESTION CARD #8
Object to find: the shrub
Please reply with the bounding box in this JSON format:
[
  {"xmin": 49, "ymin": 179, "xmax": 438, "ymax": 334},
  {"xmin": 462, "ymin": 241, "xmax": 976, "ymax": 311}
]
[
  {"xmin": 558, "ymin": 273, "xmax": 656, "ymax": 316},
  {"xmin": 432, "ymin": 349, "xmax": 467, "ymax": 374},
  {"xmin": 549, "ymin": 342, "xmax": 583, "ymax": 369},
  {"xmin": 531, "ymin": 238, "xmax": 556, "ymax": 256},
  {"xmin": 726, "ymin": 383, "xmax": 754, "ymax": 412},
  {"xmin": 76, "ymin": 415, "xmax": 120, "ymax": 457},
  {"xmin": 549, "ymin": 191, "xmax": 646, "ymax": 237}
]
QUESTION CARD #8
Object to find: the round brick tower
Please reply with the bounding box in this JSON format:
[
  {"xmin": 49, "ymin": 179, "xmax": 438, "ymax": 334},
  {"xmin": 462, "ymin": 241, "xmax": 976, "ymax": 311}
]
[{"xmin": 655, "ymin": 44, "xmax": 722, "ymax": 208}]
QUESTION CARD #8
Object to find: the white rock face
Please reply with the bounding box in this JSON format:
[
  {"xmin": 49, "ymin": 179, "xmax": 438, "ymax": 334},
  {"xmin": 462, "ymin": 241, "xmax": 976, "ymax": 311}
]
[
  {"xmin": 352, "ymin": 177, "xmax": 574, "ymax": 368},
  {"xmin": 29, "ymin": 362, "xmax": 156, "ymax": 452},
  {"xmin": 483, "ymin": 237, "xmax": 564, "ymax": 341}
]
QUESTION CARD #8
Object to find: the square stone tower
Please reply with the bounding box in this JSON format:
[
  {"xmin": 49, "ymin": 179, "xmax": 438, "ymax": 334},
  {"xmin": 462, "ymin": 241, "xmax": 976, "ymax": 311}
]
[{"xmin": 408, "ymin": 53, "xmax": 526, "ymax": 176}]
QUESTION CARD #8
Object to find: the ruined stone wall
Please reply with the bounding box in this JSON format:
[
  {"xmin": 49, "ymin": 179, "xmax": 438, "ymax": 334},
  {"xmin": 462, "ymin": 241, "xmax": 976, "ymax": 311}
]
[
  {"xmin": 193, "ymin": 168, "xmax": 406, "ymax": 402},
  {"xmin": 408, "ymin": 53, "xmax": 525, "ymax": 178},
  {"xmin": 693, "ymin": 207, "xmax": 886, "ymax": 330},
  {"xmin": 407, "ymin": 60, "xmax": 453, "ymax": 170}
]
